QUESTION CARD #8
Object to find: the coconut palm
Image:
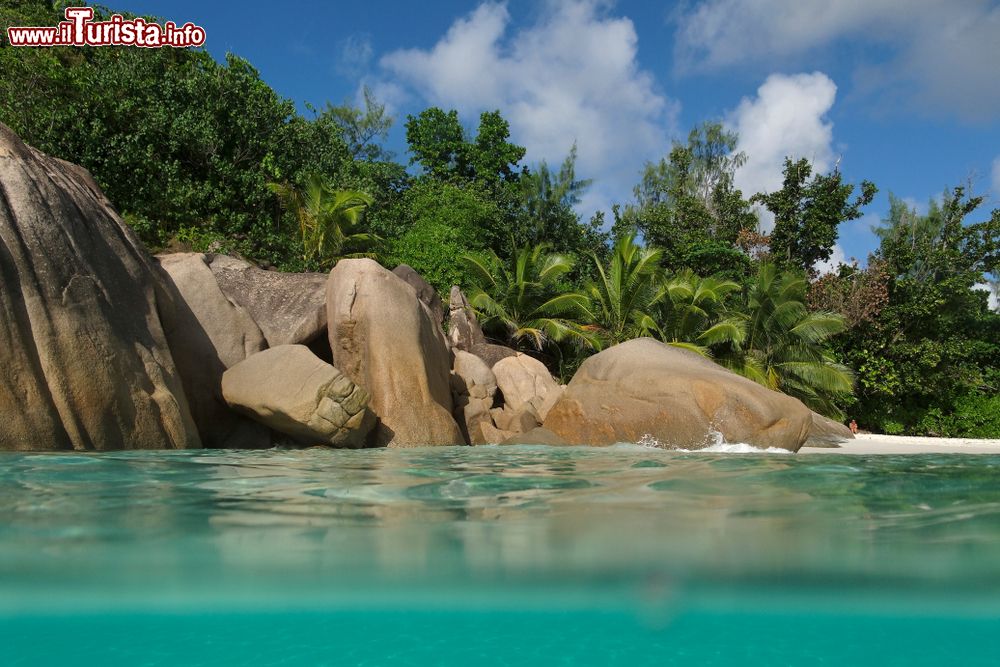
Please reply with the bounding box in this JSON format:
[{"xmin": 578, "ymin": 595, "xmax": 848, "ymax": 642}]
[
  {"xmin": 268, "ymin": 174, "xmax": 377, "ymax": 266},
  {"xmin": 658, "ymin": 269, "xmax": 741, "ymax": 355},
  {"xmin": 581, "ymin": 232, "xmax": 667, "ymax": 346},
  {"xmin": 461, "ymin": 244, "xmax": 597, "ymax": 352},
  {"xmin": 708, "ymin": 262, "xmax": 854, "ymax": 417}
]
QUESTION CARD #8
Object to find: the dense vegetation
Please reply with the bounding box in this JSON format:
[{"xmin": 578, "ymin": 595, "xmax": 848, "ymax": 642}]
[{"xmin": 3, "ymin": 1, "xmax": 998, "ymax": 435}]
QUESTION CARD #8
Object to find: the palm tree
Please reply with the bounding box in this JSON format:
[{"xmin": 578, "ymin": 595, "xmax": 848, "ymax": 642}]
[
  {"xmin": 268, "ymin": 174, "xmax": 377, "ymax": 266},
  {"xmin": 658, "ymin": 269, "xmax": 741, "ymax": 355},
  {"xmin": 708, "ymin": 263, "xmax": 854, "ymax": 417},
  {"xmin": 581, "ymin": 232, "xmax": 666, "ymax": 346},
  {"xmin": 461, "ymin": 244, "xmax": 597, "ymax": 352}
]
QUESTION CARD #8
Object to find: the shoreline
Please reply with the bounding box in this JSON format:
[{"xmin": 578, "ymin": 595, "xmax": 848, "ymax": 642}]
[{"xmin": 800, "ymin": 433, "xmax": 1000, "ymax": 455}]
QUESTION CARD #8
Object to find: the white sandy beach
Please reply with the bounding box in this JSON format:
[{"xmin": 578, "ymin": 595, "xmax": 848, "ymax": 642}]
[{"xmin": 800, "ymin": 433, "xmax": 1000, "ymax": 454}]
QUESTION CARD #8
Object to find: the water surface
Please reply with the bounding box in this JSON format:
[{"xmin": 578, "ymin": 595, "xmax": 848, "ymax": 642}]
[{"xmin": 2, "ymin": 446, "xmax": 999, "ymax": 664}]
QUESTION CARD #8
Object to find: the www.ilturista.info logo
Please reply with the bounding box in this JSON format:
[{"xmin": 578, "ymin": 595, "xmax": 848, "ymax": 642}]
[{"xmin": 6, "ymin": 7, "xmax": 206, "ymax": 48}]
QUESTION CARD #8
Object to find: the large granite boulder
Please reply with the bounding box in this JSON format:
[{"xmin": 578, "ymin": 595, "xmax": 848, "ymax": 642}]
[
  {"xmin": 155, "ymin": 253, "xmax": 270, "ymax": 448},
  {"xmin": 492, "ymin": 353, "xmax": 561, "ymax": 417},
  {"xmin": 448, "ymin": 286, "xmax": 516, "ymax": 367},
  {"xmin": 327, "ymin": 259, "xmax": 464, "ymax": 447},
  {"xmin": 222, "ymin": 345, "xmax": 374, "ymax": 448},
  {"xmin": 393, "ymin": 264, "xmax": 444, "ymax": 330},
  {"xmin": 0, "ymin": 123, "xmax": 199, "ymax": 451},
  {"xmin": 208, "ymin": 254, "xmax": 328, "ymax": 347},
  {"xmin": 501, "ymin": 427, "xmax": 569, "ymax": 447},
  {"xmin": 803, "ymin": 412, "xmax": 854, "ymax": 448},
  {"xmin": 543, "ymin": 338, "xmax": 813, "ymax": 451},
  {"xmin": 450, "ymin": 350, "xmax": 498, "ymax": 445}
]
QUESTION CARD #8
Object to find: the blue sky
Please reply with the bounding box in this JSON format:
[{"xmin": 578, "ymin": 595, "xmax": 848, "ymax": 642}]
[{"xmin": 125, "ymin": 0, "xmax": 1000, "ymax": 266}]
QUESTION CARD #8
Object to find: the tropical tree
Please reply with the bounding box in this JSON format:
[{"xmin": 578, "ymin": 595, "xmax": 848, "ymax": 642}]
[
  {"xmin": 840, "ymin": 189, "xmax": 1000, "ymax": 434},
  {"xmin": 615, "ymin": 122, "xmax": 758, "ymax": 280},
  {"xmin": 752, "ymin": 157, "xmax": 876, "ymax": 275},
  {"xmin": 461, "ymin": 244, "xmax": 596, "ymax": 352},
  {"xmin": 268, "ymin": 174, "xmax": 376, "ymax": 267},
  {"xmin": 658, "ymin": 270, "xmax": 741, "ymax": 355},
  {"xmin": 580, "ymin": 233, "xmax": 667, "ymax": 346},
  {"xmin": 709, "ymin": 263, "xmax": 854, "ymax": 417}
]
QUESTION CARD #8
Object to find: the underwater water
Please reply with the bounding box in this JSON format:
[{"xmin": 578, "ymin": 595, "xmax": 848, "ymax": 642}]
[{"xmin": 2, "ymin": 445, "xmax": 999, "ymax": 665}]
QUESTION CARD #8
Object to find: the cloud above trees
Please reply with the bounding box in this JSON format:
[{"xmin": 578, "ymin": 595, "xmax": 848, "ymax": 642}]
[
  {"xmin": 725, "ymin": 72, "xmax": 838, "ymax": 202},
  {"xmin": 672, "ymin": 0, "xmax": 1000, "ymax": 121},
  {"xmin": 378, "ymin": 0, "xmax": 677, "ymax": 216}
]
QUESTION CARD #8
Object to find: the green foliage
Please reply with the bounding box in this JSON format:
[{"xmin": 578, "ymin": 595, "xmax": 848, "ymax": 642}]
[
  {"xmin": 753, "ymin": 158, "xmax": 876, "ymax": 274},
  {"xmin": 383, "ymin": 180, "xmax": 501, "ymax": 293},
  {"xmin": 658, "ymin": 270, "xmax": 741, "ymax": 355},
  {"xmin": 0, "ymin": 1, "xmax": 385, "ymax": 270},
  {"xmin": 711, "ymin": 263, "xmax": 854, "ymax": 418},
  {"xmin": 321, "ymin": 85, "xmax": 394, "ymax": 161},
  {"xmin": 268, "ymin": 175, "xmax": 376, "ymax": 268},
  {"xmin": 404, "ymin": 107, "xmax": 525, "ymax": 185},
  {"xmin": 838, "ymin": 188, "xmax": 1000, "ymax": 435},
  {"xmin": 617, "ymin": 121, "xmax": 757, "ymax": 278},
  {"xmin": 462, "ymin": 244, "xmax": 596, "ymax": 352},
  {"xmin": 581, "ymin": 233, "xmax": 667, "ymax": 346}
]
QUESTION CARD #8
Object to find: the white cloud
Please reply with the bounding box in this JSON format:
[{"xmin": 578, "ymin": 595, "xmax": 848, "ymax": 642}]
[
  {"xmin": 725, "ymin": 72, "xmax": 838, "ymax": 224},
  {"xmin": 815, "ymin": 243, "xmax": 847, "ymax": 275},
  {"xmin": 378, "ymin": 1, "xmax": 677, "ymax": 218},
  {"xmin": 336, "ymin": 34, "xmax": 374, "ymax": 78},
  {"xmin": 673, "ymin": 0, "xmax": 1000, "ymax": 121}
]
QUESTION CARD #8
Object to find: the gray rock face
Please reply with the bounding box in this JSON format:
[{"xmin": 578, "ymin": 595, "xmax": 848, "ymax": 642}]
[
  {"xmin": 450, "ymin": 350, "xmax": 497, "ymax": 445},
  {"xmin": 209, "ymin": 254, "xmax": 328, "ymax": 347},
  {"xmin": 0, "ymin": 123, "xmax": 199, "ymax": 451},
  {"xmin": 803, "ymin": 412, "xmax": 854, "ymax": 448},
  {"xmin": 500, "ymin": 427, "xmax": 569, "ymax": 447},
  {"xmin": 222, "ymin": 345, "xmax": 374, "ymax": 447},
  {"xmin": 492, "ymin": 353, "xmax": 561, "ymax": 416},
  {"xmin": 543, "ymin": 338, "xmax": 813, "ymax": 452},
  {"xmin": 155, "ymin": 253, "xmax": 270, "ymax": 448},
  {"xmin": 327, "ymin": 259, "xmax": 464, "ymax": 447},
  {"xmin": 447, "ymin": 286, "xmax": 517, "ymax": 367},
  {"xmin": 393, "ymin": 264, "xmax": 444, "ymax": 330}
]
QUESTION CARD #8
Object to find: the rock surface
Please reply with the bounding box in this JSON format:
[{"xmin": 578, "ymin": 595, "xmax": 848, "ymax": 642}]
[
  {"xmin": 393, "ymin": 264, "xmax": 444, "ymax": 330},
  {"xmin": 448, "ymin": 286, "xmax": 517, "ymax": 367},
  {"xmin": 209, "ymin": 254, "xmax": 328, "ymax": 347},
  {"xmin": 327, "ymin": 259, "xmax": 464, "ymax": 447},
  {"xmin": 492, "ymin": 353, "xmax": 561, "ymax": 416},
  {"xmin": 155, "ymin": 253, "xmax": 270, "ymax": 448},
  {"xmin": 0, "ymin": 123, "xmax": 199, "ymax": 451},
  {"xmin": 450, "ymin": 350, "xmax": 498, "ymax": 445},
  {"xmin": 222, "ymin": 345, "xmax": 374, "ymax": 447},
  {"xmin": 803, "ymin": 412, "xmax": 854, "ymax": 448},
  {"xmin": 500, "ymin": 427, "xmax": 569, "ymax": 447},
  {"xmin": 543, "ymin": 338, "xmax": 813, "ymax": 452}
]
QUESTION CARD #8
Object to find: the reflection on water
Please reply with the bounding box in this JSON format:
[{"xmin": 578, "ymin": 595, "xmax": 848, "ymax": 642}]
[{"xmin": 2, "ymin": 446, "xmax": 1000, "ymax": 612}]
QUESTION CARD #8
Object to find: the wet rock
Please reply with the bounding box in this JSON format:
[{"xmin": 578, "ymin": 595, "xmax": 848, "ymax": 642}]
[
  {"xmin": 803, "ymin": 412, "xmax": 854, "ymax": 448},
  {"xmin": 543, "ymin": 338, "xmax": 813, "ymax": 452},
  {"xmin": 500, "ymin": 427, "xmax": 569, "ymax": 447}
]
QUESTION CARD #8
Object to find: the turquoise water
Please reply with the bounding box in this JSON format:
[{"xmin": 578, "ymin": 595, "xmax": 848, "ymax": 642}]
[{"xmin": 2, "ymin": 446, "xmax": 1000, "ymax": 665}]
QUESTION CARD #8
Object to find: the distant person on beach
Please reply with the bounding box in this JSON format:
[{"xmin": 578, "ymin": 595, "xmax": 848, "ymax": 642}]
[{"xmin": 849, "ymin": 420, "xmax": 858, "ymax": 434}]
